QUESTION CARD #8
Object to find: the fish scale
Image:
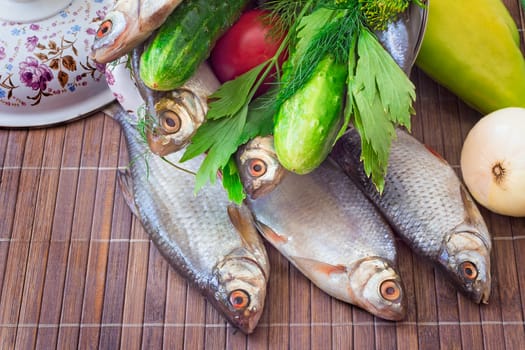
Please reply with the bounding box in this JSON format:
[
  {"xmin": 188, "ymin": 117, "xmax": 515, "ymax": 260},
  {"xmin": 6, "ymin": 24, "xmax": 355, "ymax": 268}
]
[
  {"xmin": 114, "ymin": 108, "xmax": 270, "ymax": 333},
  {"xmin": 334, "ymin": 129, "xmax": 480, "ymax": 257},
  {"xmin": 331, "ymin": 127, "xmax": 492, "ymax": 304}
]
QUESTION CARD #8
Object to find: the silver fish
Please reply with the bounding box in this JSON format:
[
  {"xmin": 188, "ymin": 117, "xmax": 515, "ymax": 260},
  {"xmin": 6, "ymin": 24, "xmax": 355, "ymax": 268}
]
[
  {"xmin": 331, "ymin": 127, "xmax": 492, "ymax": 304},
  {"xmin": 128, "ymin": 45, "xmax": 220, "ymax": 156},
  {"xmin": 115, "ymin": 108, "xmax": 269, "ymax": 333},
  {"xmin": 236, "ymin": 136, "xmax": 286, "ymax": 199},
  {"xmin": 375, "ymin": 1, "xmax": 428, "ymax": 75},
  {"xmin": 246, "ymin": 158, "xmax": 406, "ymax": 321},
  {"xmin": 92, "ymin": 0, "xmax": 183, "ymax": 63}
]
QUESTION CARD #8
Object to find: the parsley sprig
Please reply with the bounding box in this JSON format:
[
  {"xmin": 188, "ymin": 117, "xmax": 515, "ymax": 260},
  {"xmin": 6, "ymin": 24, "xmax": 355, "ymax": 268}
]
[
  {"xmin": 180, "ymin": 1, "xmax": 315, "ymax": 202},
  {"xmin": 182, "ymin": 0, "xmax": 418, "ymax": 201},
  {"xmin": 346, "ymin": 27, "xmax": 415, "ymax": 191}
]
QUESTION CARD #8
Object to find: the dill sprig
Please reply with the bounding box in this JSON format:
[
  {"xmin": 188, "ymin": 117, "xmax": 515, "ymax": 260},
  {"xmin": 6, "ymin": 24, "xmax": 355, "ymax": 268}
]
[
  {"xmin": 262, "ymin": 0, "xmax": 313, "ymax": 31},
  {"xmin": 359, "ymin": 0, "xmax": 411, "ymax": 31},
  {"xmin": 276, "ymin": 7, "xmax": 362, "ymax": 107},
  {"xmin": 179, "ymin": 0, "xmax": 419, "ymax": 199},
  {"xmin": 268, "ymin": 0, "xmax": 417, "ymax": 192}
]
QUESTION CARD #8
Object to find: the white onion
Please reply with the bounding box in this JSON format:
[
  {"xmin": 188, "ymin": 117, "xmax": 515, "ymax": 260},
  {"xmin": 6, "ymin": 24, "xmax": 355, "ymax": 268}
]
[{"xmin": 460, "ymin": 107, "xmax": 525, "ymax": 217}]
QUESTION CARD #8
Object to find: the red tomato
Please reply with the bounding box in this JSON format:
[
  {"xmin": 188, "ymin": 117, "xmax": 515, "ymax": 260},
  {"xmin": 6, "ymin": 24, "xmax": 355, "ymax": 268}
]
[{"xmin": 210, "ymin": 9, "xmax": 287, "ymax": 95}]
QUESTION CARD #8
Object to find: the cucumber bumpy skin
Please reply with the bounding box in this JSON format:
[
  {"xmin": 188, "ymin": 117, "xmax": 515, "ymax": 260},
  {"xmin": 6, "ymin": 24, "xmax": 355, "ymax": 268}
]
[
  {"xmin": 140, "ymin": 0, "xmax": 249, "ymax": 91},
  {"xmin": 274, "ymin": 54, "xmax": 347, "ymax": 174}
]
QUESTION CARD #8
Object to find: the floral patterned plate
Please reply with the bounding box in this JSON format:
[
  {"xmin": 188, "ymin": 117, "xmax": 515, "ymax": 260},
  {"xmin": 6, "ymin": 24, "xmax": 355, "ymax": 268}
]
[{"xmin": 0, "ymin": 0, "xmax": 115, "ymax": 127}]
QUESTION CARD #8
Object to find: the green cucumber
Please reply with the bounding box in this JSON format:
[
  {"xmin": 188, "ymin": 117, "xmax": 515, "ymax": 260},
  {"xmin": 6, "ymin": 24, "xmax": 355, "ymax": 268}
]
[
  {"xmin": 274, "ymin": 54, "xmax": 347, "ymax": 174},
  {"xmin": 140, "ymin": 0, "xmax": 249, "ymax": 91}
]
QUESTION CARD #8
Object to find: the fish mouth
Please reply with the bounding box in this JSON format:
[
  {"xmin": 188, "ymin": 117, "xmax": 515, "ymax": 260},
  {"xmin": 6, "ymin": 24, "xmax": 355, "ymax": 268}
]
[
  {"xmin": 146, "ymin": 130, "xmax": 179, "ymax": 156},
  {"xmin": 230, "ymin": 309, "xmax": 263, "ymax": 334},
  {"xmin": 247, "ymin": 183, "xmax": 278, "ymax": 200},
  {"xmin": 211, "ymin": 256, "xmax": 268, "ymax": 334},
  {"xmin": 479, "ymin": 287, "xmax": 491, "ymax": 304},
  {"xmin": 438, "ymin": 229, "xmax": 492, "ymax": 304},
  {"xmin": 472, "ymin": 284, "xmax": 491, "ymax": 305},
  {"xmin": 347, "ymin": 257, "xmax": 407, "ymax": 321},
  {"xmin": 451, "ymin": 275, "xmax": 491, "ymax": 305}
]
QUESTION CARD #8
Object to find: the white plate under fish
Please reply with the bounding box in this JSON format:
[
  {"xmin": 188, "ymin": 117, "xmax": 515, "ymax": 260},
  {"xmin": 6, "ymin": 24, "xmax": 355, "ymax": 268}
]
[{"xmin": 0, "ymin": 0, "xmax": 115, "ymax": 128}]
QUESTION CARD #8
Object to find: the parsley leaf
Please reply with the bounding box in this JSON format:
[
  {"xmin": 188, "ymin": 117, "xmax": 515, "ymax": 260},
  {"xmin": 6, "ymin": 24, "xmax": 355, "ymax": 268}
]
[
  {"xmin": 181, "ymin": 104, "xmax": 248, "ymax": 193},
  {"xmin": 222, "ymin": 157, "xmax": 245, "ymax": 203},
  {"xmin": 180, "ymin": 1, "xmax": 417, "ymax": 201},
  {"xmin": 293, "ymin": 8, "xmax": 333, "ymax": 66},
  {"xmin": 239, "ymin": 89, "xmax": 277, "ymax": 143},
  {"xmin": 206, "ymin": 62, "xmax": 269, "ymax": 120},
  {"xmin": 181, "ymin": 90, "xmax": 277, "ymax": 203},
  {"xmin": 357, "ymin": 28, "xmax": 415, "ymax": 125},
  {"xmin": 347, "ymin": 27, "xmax": 416, "ymax": 192}
]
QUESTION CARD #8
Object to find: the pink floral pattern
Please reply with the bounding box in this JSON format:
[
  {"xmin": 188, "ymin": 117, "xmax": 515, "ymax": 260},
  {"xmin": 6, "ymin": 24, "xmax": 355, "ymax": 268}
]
[
  {"xmin": 0, "ymin": 0, "xmax": 111, "ymax": 108},
  {"xmin": 25, "ymin": 36, "xmax": 38, "ymax": 52},
  {"xmin": 19, "ymin": 57, "xmax": 54, "ymax": 90},
  {"xmin": 19, "ymin": 56, "xmax": 54, "ymax": 105}
]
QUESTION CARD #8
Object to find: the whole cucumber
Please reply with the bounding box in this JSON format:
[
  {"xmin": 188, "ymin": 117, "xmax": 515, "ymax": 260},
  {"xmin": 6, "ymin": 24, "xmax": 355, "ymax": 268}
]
[
  {"xmin": 140, "ymin": 0, "xmax": 249, "ymax": 91},
  {"xmin": 274, "ymin": 54, "xmax": 347, "ymax": 174},
  {"xmin": 415, "ymin": 0, "xmax": 525, "ymax": 114}
]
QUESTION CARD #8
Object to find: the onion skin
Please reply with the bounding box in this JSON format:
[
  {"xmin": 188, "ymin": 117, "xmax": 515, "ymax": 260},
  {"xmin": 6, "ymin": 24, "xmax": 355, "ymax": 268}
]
[{"xmin": 460, "ymin": 107, "xmax": 525, "ymax": 217}]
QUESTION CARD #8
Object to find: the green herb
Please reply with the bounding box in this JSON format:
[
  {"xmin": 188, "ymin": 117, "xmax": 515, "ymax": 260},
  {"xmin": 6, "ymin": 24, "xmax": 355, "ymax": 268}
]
[
  {"xmin": 263, "ymin": 0, "xmax": 312, "ymax": 36},
  {"xmin": 182, "ymin": 0, "xmax": 418, "ymax": 201},
  {"xmin": 180, "ymin": 104, "xmax": 247, "ymax": 189},
  {"xmin": 181, "ymin": 89, "xmax": 277, "ymax": 202},
  {"xmin": 276, "ymin": 7, "xmax": 359, "ymax": 106},
  {"xmin": 359, "ymin": 0, "xmax": 411, "ymax": 31},
  {"xmin": 346, "ymin": 27, "xmax": 415, "ymax": 191},
  {"xmin": 221, "ymin": 158, "xmax": 245, "ymax": 203},
  {"xmin": 180, "ymin": 2, "xmax": 315, "ymax": 204},
  {"xmin": 206, "ymin": 62, "xmax": 268, "ymax": 120},
  {"xmin": 277, "ymin": 3, "xmax": 416, "ymax": 191}
]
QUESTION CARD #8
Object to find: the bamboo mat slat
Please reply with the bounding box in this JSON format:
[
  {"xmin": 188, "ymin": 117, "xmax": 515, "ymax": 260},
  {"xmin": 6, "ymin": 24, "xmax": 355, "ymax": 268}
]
[{"xmin": 1, "ymin": 1, "xmax": 525, "ymax": 349}]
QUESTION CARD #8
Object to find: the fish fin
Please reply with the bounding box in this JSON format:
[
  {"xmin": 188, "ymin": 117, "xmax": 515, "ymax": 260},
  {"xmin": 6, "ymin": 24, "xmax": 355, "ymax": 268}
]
[
  {"xmin": 117, "ymin": 169, "xmax": 140, "ymax": 219},
  {"xmin": 292, "ymin": 257, "xmax": 347, "ymax": 275},
  {"xmin": 227, "ymin": 204, "xmax": 260, "ymax": 245},
  {"xmin": 424, "ymin": 144, "xmax": 449, "ymax": 165},
  {"xmin": 254, "ymin": 221, "xmax": 288, "ymax": 245},
  {"xmin": 459, "ymin": 184, "xmax": 487, "ymax": 229},
  {"xmin": 102, "ymin": 102, "xmax": 122, "ymax": 120}
]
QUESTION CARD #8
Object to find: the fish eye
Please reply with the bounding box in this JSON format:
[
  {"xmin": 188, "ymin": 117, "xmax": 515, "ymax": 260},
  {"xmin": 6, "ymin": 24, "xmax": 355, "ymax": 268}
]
[
  {"xmin": 229, "ymin": 289, "xmax": 250, "ymax": 310},
  {"xmin": 459, "ymin": 261, "xmax": 478, "ymax": 281},
  {"xmin": 248, "ymin": 159, "xmax": 267, "ymax": 177},
  {"xmin": 379, "ymin": 280, "xmax": 402, "ymax": 302},
  {"xmin": 96, "ymin": 20, "xmax": 113, "ymax": 39},
  {"xmin": 92, "ymin": 11, "xmax": 126, "ymax": 51},
  {"xmin": 160, "ymin": 111, "xmax": 182, "ymax": 133}
]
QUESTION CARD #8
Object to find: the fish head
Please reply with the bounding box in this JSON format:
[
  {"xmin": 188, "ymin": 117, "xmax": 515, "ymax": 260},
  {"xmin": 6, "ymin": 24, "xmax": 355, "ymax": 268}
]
[
  {"xmin": 146, "ymin": 90, "xmax": 206, "ymax": 156},
  {"xmin": 438, "ymin": 229, "xmax": 492, "ymax": 304},
  {"xmin": 212, "ymin": 254, "xmax": 268, "ymax": 334},
  {"xmin": 92, "ymin": 3, "xmax": 139, "ymax": 64},
  {"xmin": 437, "ymin": 185, "xmax": 492, "ymax": 304},
  {"xmin": 348, "ymin": 257, "xmax": 406, "ymax": 321},
  {"xmin": 236, "ymin": 136, "xmax": 286, "ymax": 199}
]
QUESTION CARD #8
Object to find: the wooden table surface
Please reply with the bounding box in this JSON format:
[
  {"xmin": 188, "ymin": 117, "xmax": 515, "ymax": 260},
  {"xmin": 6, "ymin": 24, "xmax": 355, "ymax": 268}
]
[{"xmin": 1, "ymin": 1, "xmax": 524, "ymax": 349}]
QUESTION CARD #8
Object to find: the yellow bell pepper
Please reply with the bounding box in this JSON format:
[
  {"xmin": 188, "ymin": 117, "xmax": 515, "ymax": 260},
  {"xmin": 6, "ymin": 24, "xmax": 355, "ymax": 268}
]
[{"xmin": 415, "ymin": 0, "xmax": 525, "ymax": 114}]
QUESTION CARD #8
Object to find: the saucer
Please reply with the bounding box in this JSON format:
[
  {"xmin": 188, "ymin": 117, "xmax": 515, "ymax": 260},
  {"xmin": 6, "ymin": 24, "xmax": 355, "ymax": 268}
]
[{"xmin": 0, "ymin": 0, "xmax": 115, "ymax": 127}]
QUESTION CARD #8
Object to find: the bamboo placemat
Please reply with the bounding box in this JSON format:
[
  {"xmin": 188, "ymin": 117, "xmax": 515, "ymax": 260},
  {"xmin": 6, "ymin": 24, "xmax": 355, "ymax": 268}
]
[{"xmin": 1, "ymin": 1, "xmax": 524, "ymax": 349}]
